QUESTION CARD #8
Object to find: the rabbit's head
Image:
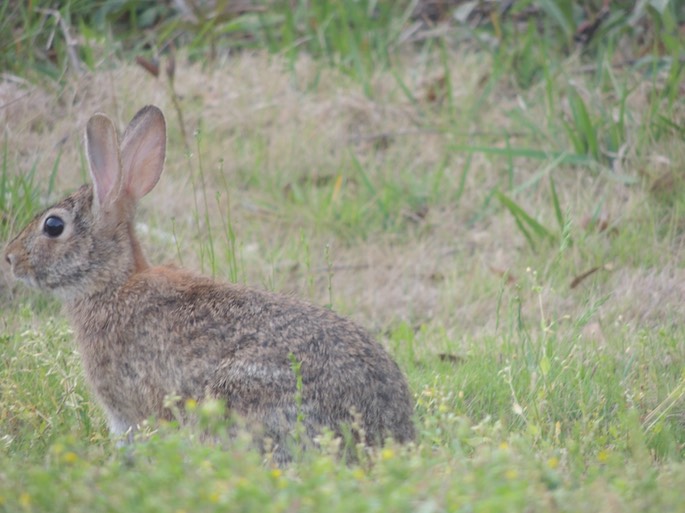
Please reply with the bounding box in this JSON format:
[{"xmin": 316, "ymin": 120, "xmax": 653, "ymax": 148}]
[{"xmin": 4, "ymin": 106, "xmax": 166, "ymax": 301}]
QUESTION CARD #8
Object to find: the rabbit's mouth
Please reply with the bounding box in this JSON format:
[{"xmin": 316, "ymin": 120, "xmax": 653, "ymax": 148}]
[
  {"xmin": 9, "ymin": 267, "xmax": 83, "ymax": 302},
  {"xmin": 4, "ymin": 254, "xmax": 23, "ymax": 283},
  {"xmin": 6, "ymin": 263, "xmax": 38, "ymax": 289},
  {"xmin": 4, "ymin": 250, "xmax": 40, "ymax": 290}
]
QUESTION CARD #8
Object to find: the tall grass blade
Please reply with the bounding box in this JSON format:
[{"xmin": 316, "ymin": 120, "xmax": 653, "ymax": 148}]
[
  {"xmin": 47, "ymin": 150, "xmax": 62, "ymax": 199},
  {"xmin": 568, "ymin": 89, "xmax": 599, "ymax": 161},
  {"xmin": 643, "ymin": 377, "xmax": 685, "ymax": 434},
  {"xmin": 455, "ymin": 154, "xmax": 472, "ymax": 207},
  {"xmin": 536, "ymin": 0, "xmax": 574, "ymax": 39},
  {"xmin": 497, "ymin": 191, "xmax": 555, "ymax": 251},
  {"xmin": 549, "ymin": 176, "xmax": 564, "ymax": 232},
  {"xmin": 349, "ymin": 151, "xmax": 389, "ymax": 222}
]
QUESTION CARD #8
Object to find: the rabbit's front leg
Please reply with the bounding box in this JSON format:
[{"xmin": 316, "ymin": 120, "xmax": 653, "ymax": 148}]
[{"xmin": 107, "ymin": 412, "xmax": 135, "ymax": 446}]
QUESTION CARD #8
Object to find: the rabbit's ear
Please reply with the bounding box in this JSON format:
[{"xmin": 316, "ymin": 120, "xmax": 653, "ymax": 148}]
[
  {"xmin": 86, "ymin": 113, "xmax": 122, "ymax": 208},
  {"xmin": 120, "ymin": 105, "xmax": 166, "ymax": 201}
]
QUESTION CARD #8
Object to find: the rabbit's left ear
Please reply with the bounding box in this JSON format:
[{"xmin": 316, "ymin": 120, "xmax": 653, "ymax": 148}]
[
  {"xmin": 120, "ymin": 105, "xmax": 166, "ymax": 202},
  {"xmin": 86, "ymin": 113, "xmax": 123, "ymax": 209}
]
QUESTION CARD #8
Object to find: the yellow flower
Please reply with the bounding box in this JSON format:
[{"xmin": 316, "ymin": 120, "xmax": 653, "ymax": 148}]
[
  {"xmin": 597, "ymin": 450, "xmax": 610, "ymax": 463},
  {"xmin": 19, "ymin": 492, "xmax": 31, "ymax": 509},
  {"xmin": 63, "ymin": 451, "xmax": 79, "ymax": 464},
  {"xmin": 381, "ymin": 448, "xmax": 395, "ymax": 460},
  {"xmin": 547, "ymin": 457, "xmax": 559, "ymax": 469}
]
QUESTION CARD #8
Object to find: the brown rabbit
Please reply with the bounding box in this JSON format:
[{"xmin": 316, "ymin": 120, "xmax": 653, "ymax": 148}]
[{"xmin": 4, "ymin": 105, "xmax": 415, "ymax": 462}]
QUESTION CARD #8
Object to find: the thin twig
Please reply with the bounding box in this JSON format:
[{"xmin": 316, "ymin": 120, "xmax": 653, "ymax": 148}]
[
  {"xmin": 347, "ymin": 128, "xmax": 528, "ymax": 145},
  {"xmin": 0, "ymin": 90, "xmax": 33, "ymax": 111}
]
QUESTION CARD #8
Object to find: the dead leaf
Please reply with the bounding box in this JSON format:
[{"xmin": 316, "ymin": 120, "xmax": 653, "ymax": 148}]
[
  {"xmin": 166, "ymin": 51, "xmax": 176, "ymax": 83},
  {"xmin": 570, "ymin": 266, "xmax": 600, "ymax": 289},
  {"xmin": 428, "ymin": 271, "xmax": 445, "ymax": 283},
  {"xmin": 424, "ymin": 74, "xmax": 448, "ymax": 105},
  {"xmin": 438, "ymin": 353, "xmax": 466, "ymax": 365},
  {"xmin": 581, "ymin": 213, "xmax": 610, "ymax": 233},
  {"xmin": 402, "ymin": 205, "xmax": 429, "ymax": 224},
  {"xmin": 650, "ymin": 171, "xmax": 679, "ymax": 195},
  {"xmin": 488, "ymin": 265, "xmax": 517, "ymax": 285},
  {"xmin": 570, "ymin": 263, "xmax": 615, "ymax": 289},
  {"xmin": 136, "ymin": 56, "xmax": 159, "ymax": 78}
]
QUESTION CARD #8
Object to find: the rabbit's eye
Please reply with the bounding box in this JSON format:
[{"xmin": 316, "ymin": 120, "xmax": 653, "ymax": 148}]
[{"xmin": 43, "ymin": 216, "xmax": 65, "ymax": 237}]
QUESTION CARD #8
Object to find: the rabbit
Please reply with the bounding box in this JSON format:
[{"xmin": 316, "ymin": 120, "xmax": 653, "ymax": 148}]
[{"xmin": 3, "ymin": 105, "xmax": 415, "ymax": 463}]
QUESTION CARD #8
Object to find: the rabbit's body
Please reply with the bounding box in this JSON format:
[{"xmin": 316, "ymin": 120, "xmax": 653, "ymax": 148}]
[
  {"xmin": 72, "ymin": 243, "xmax": 414, "ymax": 448},
  {"xmin": 4, "ymin": 106, "xmax": 415, "ymax": 460}
]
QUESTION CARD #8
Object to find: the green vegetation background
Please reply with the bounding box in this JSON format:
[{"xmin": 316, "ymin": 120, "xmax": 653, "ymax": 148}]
[{"xmin": 1, "ymin": 1, "xmax": 684, "ymax": 512}]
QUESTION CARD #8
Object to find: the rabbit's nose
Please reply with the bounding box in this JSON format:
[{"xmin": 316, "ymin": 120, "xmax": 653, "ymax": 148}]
[{"xmin": 4, "ymin": 252, "xmax": 13, "ymax": 267}]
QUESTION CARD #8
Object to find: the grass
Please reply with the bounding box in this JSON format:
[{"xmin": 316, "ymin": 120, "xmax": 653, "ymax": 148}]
[{"xmin": 1, "ymin": 2, "xmax": 685, "ymax": 512}]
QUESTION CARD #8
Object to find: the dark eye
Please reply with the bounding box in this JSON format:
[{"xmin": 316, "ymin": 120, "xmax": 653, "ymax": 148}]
[{"xmin": 43, "ymin": 216, "xmax": 65, "ymax": 237}]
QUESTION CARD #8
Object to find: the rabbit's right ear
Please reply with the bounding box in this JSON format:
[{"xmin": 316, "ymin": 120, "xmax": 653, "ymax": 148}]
[
  {"xmin": 86, "ymin": 113, "xmax": 122, "ymax": 210},
  {"xmin": 120, "ymin": 105, "xmax": 166, "ymax": 202}
]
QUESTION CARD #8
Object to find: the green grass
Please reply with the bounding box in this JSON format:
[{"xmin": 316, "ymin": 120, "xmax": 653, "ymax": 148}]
[
  {"xmin": 1, "ymin": 298, "xmax": 684, "ymax": 512},
  {"xmin": 1, "ymin": 2, "xmax": 685, "ymax": 512}
]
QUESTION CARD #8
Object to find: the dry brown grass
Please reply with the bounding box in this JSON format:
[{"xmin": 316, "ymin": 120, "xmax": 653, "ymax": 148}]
[{"xmin": 2, "ymin": 50, "xmax": 684, "ymax": 349}]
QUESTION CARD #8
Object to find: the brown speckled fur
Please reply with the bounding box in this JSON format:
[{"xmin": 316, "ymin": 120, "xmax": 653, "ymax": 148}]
[{"xmin": 3, "ymin": 106, "xmax": 415, "ymax": 462}]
